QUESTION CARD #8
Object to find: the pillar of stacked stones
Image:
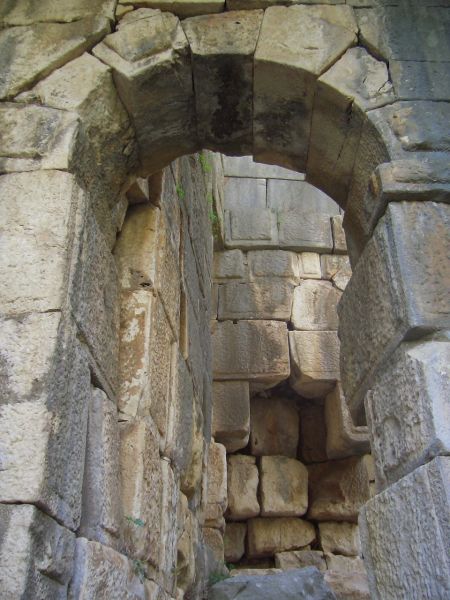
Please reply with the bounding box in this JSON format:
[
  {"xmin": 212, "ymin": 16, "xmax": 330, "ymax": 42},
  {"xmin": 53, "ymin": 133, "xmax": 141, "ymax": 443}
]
[{"xmin": 0, "ymin": 1, "xmax": 449, "ymax": 599}]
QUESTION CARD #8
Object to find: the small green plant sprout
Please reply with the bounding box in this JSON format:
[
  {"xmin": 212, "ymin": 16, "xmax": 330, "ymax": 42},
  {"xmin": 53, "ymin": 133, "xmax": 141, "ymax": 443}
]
[
  {"xmin": 125, "ymin": 515, "xmax": 145, "ymax": 527},
  {"xmin": 176, "ymin": 183, "xmax": 185, "ymax": 200},
  {"xmin": 132, "ymin": 559, "xmax": 146, "ymax": 583},
  {"xmin": 199, "ymin": 151, "xmax": 212, "ymax": 174},
  {"xmin": 225, "ymin": 562, "xmax": 236, "ymax": 571}
]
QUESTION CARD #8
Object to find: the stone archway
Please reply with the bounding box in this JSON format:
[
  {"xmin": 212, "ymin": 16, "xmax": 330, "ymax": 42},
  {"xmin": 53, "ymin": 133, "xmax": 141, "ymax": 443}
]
[{"xmin": 0, "ymin": 2, "xmax": 449, "ymax": 599}]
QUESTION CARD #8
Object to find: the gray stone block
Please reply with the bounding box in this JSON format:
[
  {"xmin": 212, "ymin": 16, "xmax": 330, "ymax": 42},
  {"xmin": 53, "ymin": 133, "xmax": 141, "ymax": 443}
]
[
  {"xmin": 225, "ymin": 208, "xmax": 278, "ymax": 248},
  {"xmin": 222, "ymin": 154, "xmax": 304, "ymax": 180},
  {"xmin": 218, "ymin": 280, "xmax": 294, "ymax": 320},
  {"xmin": 212, "ymin": 381, "xmax": 250, "ymax": 453},
  {"xmin": 291, "ymin": 280, "xmax": 341, "ymax": 331},
  {"xmin": 278, "ymin": 211, "xmax": 333, "ymax": 252},
  {"xmin": 267, "ymin": 179, "xmax": 339, "ymax": 215},
  {"xmin": 223, "ymin": 176, "xmax": 266, "ymax": 211},
  {"xmin": 248, "ymin": 250, "xmax": 299, "ymax": 283}
]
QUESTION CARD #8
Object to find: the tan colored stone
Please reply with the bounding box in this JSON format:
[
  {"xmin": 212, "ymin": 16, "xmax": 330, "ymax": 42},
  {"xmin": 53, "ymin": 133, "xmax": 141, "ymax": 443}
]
[
  {"xmin": 298, "ymin": 402, "xmax": 328, "ymax": 464},
  {"xmin": 291, "ymin": 280, "xmax": 341, "ymax": 331},
  {"xmin": 324, "ymin": 571, "xmax": 370, "ymax": 600},
  {"xmin": 247, "ymin": 518, "xmax": 315, "ymax": 558},
  {"xmin": 181, "ymin": 400, "xmax": 204, "ymax": 498},
  {"xmin": 205, "ymin": 442, "xmax": 228, "ymax": 528},
  {"xmin": 224, "ymin": 523, "xmax": 247, "ymax": 563},
  {"xmin": 212, "ymin": 381, "xmax": 250, "ymax": 453},
  {"xmin": 325, "ymin": 554, "xmax": 366, "ymax": 574},
  {"xmin": 120, "ymin": 0, "xmax": 225, "ymax": 18},
  {"xmin": 320, "ymin": 255, "xmax": 352, "ymax": 291},
  {"xmin": 248, "ymin": 250, "xmax": 299, "ymax": 283},
  {"xmin": 227, "ymin": 455, "xmax": 260, "ymax": 521},
  {"xmin": 332, "ymin": 215, "xmax": 347, "ymax": 254},
  {"xmin": 0, "ymin": 0, "xmax": 116, "ymax": 25},
  {"xmin": 275, "ymin": 550, "xmax": 326, "ymax": 572},
  {"xmin": 203, "ymin": 528, "xmax": 224, "ymax": 564},
  {"xmin": 298, "ymin": 252, "xmax": 322, "ymax": 280},
  {"xmin": 260, "ymin": 456, "xmax": 308, "ymax": 517},
  {"xmin": 319, "ymin": 522, "xmax": 361, "ymax": 557},
  {"xmin": 158, "ymin": 459, "xmax": 180, "ymax": 592},
  {"xmin": 213, "ymin": 250, "xmax": 246, "ymax": 281},
  {"xmin": 229, "ymin": 568, "xmax": 283, "ymax": 577},
  {"xmin": 289, "ymin": 331, "xmax": 340, "ymax": 398},
  {"xmin": 176, "ymin": 494, "xmax": 197, "ymax": 594},
  {"xmin": 308, "ymin": 456, "xmax": 371, "ymax": 522},
  {"xmin": 250, "ymin": 396, "xmax": 299, "ymax": 458},
  {"xmin": 218, "ymin": 280, "xmax": 294, "ymax": 320}
]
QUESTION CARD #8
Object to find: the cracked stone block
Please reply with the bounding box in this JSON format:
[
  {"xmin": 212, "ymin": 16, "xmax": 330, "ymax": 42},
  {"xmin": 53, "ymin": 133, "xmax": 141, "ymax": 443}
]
[
  {"xmin": 254, "ymin": 4, "xmax": 357, "ymax": 170},
  {"xmin": 218, "ymin": 280, "xmax": 294, "ymax": 320},
  {"xmin": 298, "ymin": 252, "xmax": 322, "ymax": 280},
  {"xmin": 319, "ymin": 522, "xmax": 361, "ymax": 557},
  {"xmin": 365, "ymin": 338, "xmax": 450, "ymax": 489},
  {"xmin": 183, "ymin": 10, "xmax": 263, "ymax": 153},
  {"xmin": 119, "ymin": 0, "xmax": 225, "ymax": 18},
  {"xmin": 278, "ymin": 211, "xmax": 333, "ymax": 253},
  {"xmin": 275, "ymin": 550, "xmax": 326, "ymax": 572},
  {"xmin": 260, "ymin": 456, "xmax": 309, "ymax": 517},
  {"xmin": 205, "ymin": 442, "xmax": 228, "ymax": 529},
  {"xmin": 224, "ymin": 523, "xmax": 247, "ymax": 563},
  {"xmin": 250, "ymin": 396, "xmax": 299, "ymax": 458},
  {"xmin": 212, "ymin": 381, "xmax": 250, "ymax": 453},
  {"xmin": 223, "ymin": 176, "xmax": 266, "ymax": 211},
  {"xmin": 360, "ymin": 457, "xmax": 450, "ymax": 600},
  {"xmin": 291, "ymin": 280, "xmax": 341, "ymax": 331},
  {"xmin": 226, "ymin": 455, "xmax": 260, "ymax": 521},
  {"xmin": 224, "ymin": 208, "xmax": 278, "ymax": 248},
  {"xmin": 0, "ymin": 504, "xmax": 75, "ymax": 599},
  {"xmin": 289, "ymin": 331, "xmax": 340, "ymax": 398},
  {"xmin": 213, "ymin": 250, "xmax": 246, "ymax": 281},
  {"xmin": 320, "ymin": 255, "xmax": 352, "ymax": 291},
  {"xmin": 248, "ymin": 250, "xmax": 299, "ymax": 283},
  {"xmin": 247, "ymin": 518, "xmax": 315, "ymax": 558},
  {"xmin": 267, "ymin": 179, "xmax": 340, "ymax": 215}
]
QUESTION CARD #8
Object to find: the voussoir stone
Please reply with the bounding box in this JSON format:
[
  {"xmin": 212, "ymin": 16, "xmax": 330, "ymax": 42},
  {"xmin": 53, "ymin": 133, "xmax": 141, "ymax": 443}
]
[
  {"xmin": 291, "ymin": 280, "xmax": 341, "ymax": 331},
  {"xmin": 247, "ymin": 518, "xmax": 316, "ymax": 558},
  {"xmin": 260, "ymin": 456, "xmax": 309, "ymax": 517},
  {"xmin": 250, "ymin": 396, "xmax": 299, "ymax": 458}
]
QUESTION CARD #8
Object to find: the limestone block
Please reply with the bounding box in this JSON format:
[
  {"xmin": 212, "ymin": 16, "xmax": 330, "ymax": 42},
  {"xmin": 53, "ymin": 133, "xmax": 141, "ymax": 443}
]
[
  {"xmin": 79, "ymin": 388, "xmax": 122, "ymax": 548},
  {"xmin": 359, "ymin": 457, "xmax": 450, "ymax": 600},
  {"xmin": 260, "ymin": 456, "xmax": 308, "ymax": 517},
  {"xmin": 324, "ymin": 571, "xmax": 370, "ymax": 600},
  {"xmin": 298, "ymin": 252, "xmax": 322, "ymax": 280},
  {"xmin": 319, "ymin": 522, "xmax": 361, "ymax": 557},
  {"xmin": 205, "ymin": 442, "xmax": 228, "ymax": 528},
  {"xmin": 224, "ymin": 208, "xmax": 278, "ymax": 248},
  {"xmin": 291, "ymin": 280, "xmax": 341, "ymax": 331},
  {"xmin": 0, "ymin": 0, "xmax": 116, "ymax": 24},
  {"xmin": 158, "ymin": 459, "xmax": 180, "ymax": 592},
  {"xmin": 307, "ymin": 47, "xmax": 394, "ymax": 204},
  {"xmin": 224, "ymin": 523, "xmax": 247, "ymax": 563},
  {"xmin": 278, "ymin": 211, "xmax": 333, "ymax": 253},
  {"xmin": 320, "ymin": 255, "xmax": 352, "ymax": 291},
  {"xmin": 119, "ymin": 0, "xmax": 225, "ymax": 18},
  {"xmin": 93, "ymin": 10, "xmax": 197, "ymax": 174},
  {"xmin": 248, "ymin": 250, "xmax": 299, "ymax": 283},
  {"xmin": 183, "ymin": 10, "xmax": 263, "ymax": 153},
  {"xmin": 176, "ymin": 496, "xmax": 197, "ymax": 594},
  {"xmin": 339, "ymin": 202, "xmax": 450, "ymax": 421},
  {"xmin": 289, "ymin": 331, "xmax": 340, "ymax": 398},
  {"xmin": 212, "ymin": 381, "xmax": 250, "ymax": 453},
  {"xmin": 365, "ymin": 338, "xmax": 450, "ymax": 488},
  {"xmin": 181, "ymin": 399, "xmax": 205, "ymax": 497},
  {"xmin": 254, "ymin": 5, "xmax": 357, "ymax": 170},
  {"xmin": 223, "ymin": 155, "xmax": 304, "ymax": 180},
  {"xmin": 120, "ymin": 418, "xmax": 163, "ymax": 567},
  {"xmin": 275, "ymin": 550, "xmax": 326, "ymax": 572},
  {"xmin": 218, "ymin": 280, "xmax": 294, "ymax": 320},
  {"xmin": 223, "ymin": 176, "xmax": 266, "ymax": 211},
  {"xmin": 0, "ymin": 17, "xmax": 110, "ymax": 100},
  {"xmin": 250, "ymin": 396, "xmax": 299, "ymax": 458},
  {"xmin": 69, "ymin": 538, "xmax": 146, "ymax": 600},
  {"xmin": 390, "ymin": 59, "xmax": 450, "ymax": 101},
  {"xmin": 156, "ymin": 214, "xmax": 182, "ymax": 336},
  {"xmin": 247, "ymin": 518, "xmax": 315, "ymax": 558},
  {"xmin": 213, "ymin": 250, "xmax": 246, "ymax": 281},
  {"xmin": 212, "ymin": 320, "xmax": 290, "ymax": 385},
  {"xmin": 308, "ymin": 456, "xmax": 371, "ymax": 522},
  {"xmin": 226, "ymin": 455, "xmax": 260, "ymax": 520},
  {"xmin": 325, "ymin": 554, "xmax": 366, "ymax": 574},
  {"xmin": 267, "ymin": 179, "xmax": 340, "ymax": 215},
  {"xmin": 325, "ymin": 384, "xmax": 370, "ymax": 460},
  {"xmin": 0, "ymin": 312, "xmax": 90, "ymax": 530},
  {"xmin": 332, "ymin": 216, "xmax": 347, "ymax": 254},
  {"xmin": 298, "ymin": 402, "xmax": 328, "ymax": 464},
  {"xmin": 203, "ymin": 528, "xmax": 225, "ymax": 565}
]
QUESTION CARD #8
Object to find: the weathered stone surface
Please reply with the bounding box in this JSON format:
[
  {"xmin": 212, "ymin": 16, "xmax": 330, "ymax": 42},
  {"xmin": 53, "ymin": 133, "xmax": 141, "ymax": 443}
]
[
  {"xmin": 291, "ymin": 280, "xmax": 341, "ymax": 331},
  {"xmin": 390, "ymin": 60, "xmax": 450, "ymax": 101},
  {"xmin": 275, "ymin": 550, "xmax": 326, "ymax": 572},
  {"xmin": 219, "ymin": 280, "xmax": 294, "ymax": 320},
  {"xmin": 120, "ymin": 418, "xmax": 162, "ymax": 567},
  {"xmin": 0, "ymin": 312, "xmax": 90, "ymax": 530},
  {"xmin": 324, "ymin": 571, "xmax": 370, "ymax": 600},
  {"xmin": 248, "ymin": 250, "xmax": 299, "ymax": 283},
  {"xmin": 360, "ymin": 457, "xmax": 450, "ymax": 600},
  {"xmin": 213, "ymin": 250, "xmax": 246, "ymax": 281},
  {"xmin": 223, "ymin": 176, "xmax": 266, "ymax": 211},
  {"xmin": 0, "ymin": 504, "xmax": 75, "ymax": 599},
  {"xmin": 79, "ymin": 387, "xmax": 122, "ymax": 547},
  {"xmin": 325, "ymin": 554, "xmax": 365, "ymax": 574},
  {"xmin": 223, "ymin": 154, "xmax": 304, "ymax": 180},
  {"xmin": 158, "ymin": 459, "xmax": 180, "ymax": 591},
  {"xmin": 325, "ymin": 384, "xmax": 369, "ymax": 460},
  {"xmin": 307, "ymin": 47, "xmax": 394, "ymax": 204},
  {"xmin": 176, "ymin": 494, "xmax": 197, "ymax": 594},
  {"xmin": 0, "ymin": 0, "xmax": 116, "ymax": 24},
  {"xmin": 298, "ymin": 402, "xmax": 328, "ymax": 464},
  {"xmin": 230, "ymin": 568, "xmax": 282, "ymax": 577},
  {"xmin": 308, "ymin": 457, "xmax": 371, "ymax": 522},
  {"xmin": 320, "ymin": 255, "xmax": 351, "ymax": 291},
  {"xmin": 254, "ymin": 4, "xmax": 357, "ymax": 170},
  {"xmin": 213, "ymin": 320, "xmax": 290, "ymax": 385},
  {"xmin": 0, "ymin": 17, "xmax": 110, "ymax": 99},
  {"xmin": 227, "ymin": 455, "xmax": 260, "ymax": 521},
  {"xmin": 212, "ymin": 381, "xmax": 250, "ymax": 453},
  {"xmin": 278, "ymin": 211, "xmax": 333, "ymax": 253},
  {"xmin": 298, "ymin": 252, "xmax": 322, "ymax": 280},
  {"xmin": 250, "ymin": 396, "xmax": 299, "ymax": 458},
  {"xmin": 267, "ymin": 179, "xmax": 340, "ymax": 215},
  {"xmin": 205, "ymin": 442, "xmax": 228, "ymax": 528},
  {"xmin": 183, "ymin": 10, "xmax": 263, "ymax": 153},
  {"xmin": 203, "ymin": 527, "xmax": 225, "ymax": 564},
  {"xmin": 224, "ymin": 208, "xmax": 278, "ymax": 248},
  {"xmin": 120, "ymin": 0, "xmax": 225, "ymax": 18},
  {"xmin": 289, "ymin": 331, "xmax": 340, "ymax": 398},
  {"xmin": 332, "ymin": 216, "xmax": 347, "ymax": 254},
  {"xmin": 247, "ymin": 519, "xmax": 316, "ymax": 558},
  {"xmin": 260, "ymin": 456, "xmax": 308, "ymax": 517},
  {"xmin": 224, "ymin": 523, "xmax": 247, "ymax": 563},
  {"xmin": 319, "ymin": 522, "xmax": 361, "ymax": 557},
  {"xmin": 365, "ymin": 338, "xmax": 450, "ymax": 488},
  {"xmin": 93, "ymin": 10, "xmax": 197, "ymax": 174},
  {"xmin": 339, "ymin": 202, "xmax": 450, "ymax": 421},
  {"xmin": 69, "ymin": 538, "xmax": 146, "ymax": 599},
  {"xmin": 181, "ymin": 399, "xmax": 205, "ymax": 498},
  {"xmin": 210, "ymin": 568, "xmax": 336, "ymax": 600}
]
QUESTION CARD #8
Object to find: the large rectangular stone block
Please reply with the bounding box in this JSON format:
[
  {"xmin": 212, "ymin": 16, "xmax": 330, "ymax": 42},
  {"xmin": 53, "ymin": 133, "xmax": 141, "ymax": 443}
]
[
  {"xmin": 278, "ymin": 211, "xmax": 333, "ymax": 253},
  {"xmin": 247, "ymin": 518, "xmax": 315, "ymax": 559},
  {"xmin": 212, "ymin": 381, "xmax": 250, "ymax": 453},
  {"xmin": 267, "ymin": 179, "xmax": 340, "ymax": 215},
  {"xmin": 359, "ymin": 457, "xmax": 450, "ymax": 600},
  {"xmin": 223, "ymin": 154, "xmax": 304, "ymax": 180},
  {"xmin": 339, "ymin": 202, "xmax": 450, "ymax": 422},
  {"xmin": 250, "ymin": 396, "xmax": 299, "ymax": 458},
  {"xmin": 224, "ymin": 208, "xmax": 278, "ymax": 249},
  {"xmin": 213, "ymin": 250, "xmax": 246, "ymax": 281},
  {"xmin": 365, "ymin": 338, "xmax": 450, "ymax": 488},
  {"xmin": 248, "ymin": 250, "xmax": 299, "ymax": 283},
  {"xmin": 218, "ymin": 280, "xmax": 294, "ymax": 320},
  {"xmin": 205, "ymin": 442, "xmax": 228, "ymax": 528},
  {"xmin": 291, "ymin": 280, "xmax": 341, "ymax": 331},
  {"xmin": 226, "ymin": 455, "xmax": 260, "ymax": 521},
  {"xmin": 260, "ymin": 456, "xmax": 308, "ymax": 517},
  {"xmin": 223, "ymin": 176, "xmax": 266, "ymax": 211}
]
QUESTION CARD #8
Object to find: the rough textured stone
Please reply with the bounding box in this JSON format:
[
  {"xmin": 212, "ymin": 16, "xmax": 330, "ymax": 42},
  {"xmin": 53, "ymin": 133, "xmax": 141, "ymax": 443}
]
[
  {"xmin": 212, "ymin": 381, "xmax": 250, "ymax": 453},
  {"xmin": 0, "ymin": 504, "xmax": 75, "ymax": 599},
  {"xmin": 360, "ymin": 457, "xmax": 450, "ymax": 600},
  {"xmin": 226, "ymin": 455, "xmax": 260, "ymax": 521},
  {"xmin": 325, "ymin": 554, "xmax": 365, "ymax": 574},
  {"xmin": 339, "ymin": 202, "xmax": 450, "ymax": 421},
  {"xmin": 218, "ymin": 280, "xmax": 294, "ymax": 320},
  {"xmin": 291, "ymin": 280, "xmax": 341, "ymax": 331},
  {"xmin": 183, "ymin": 10, "xmax": 263, "ymax": 153},
  {"xmin": 203, "ymin": 527, "xmax": 225, "ymax": 565},
  {"xmin": 254, "ymin": 4, "xmax": 357, "ymax": 170},
  {"xmin": 213, "ymin": 250, "xmax": 246, "ymax": 281},
  {"xmin": 181, "ymin": 399, "xmax": 205, "ymax": 498},
  {"xmin": 320, "ymin": 255, "xmax": 351, "ymax": 291},
  {"xmin": 365, "ymin": 338, "xmax": 450, "ymax": 488},
  {"xmin": 0, "ymin": 0, "xmax": 116, "ymax": 25},
  {"xmin": 278, "ymin": 211, "xmax": 333, "ymax": 253},
  {"xmin": 308, "ymin": 457, "xmax": 371, "ymax": 522},
  {"xmin": 325, "ymin": 384, "xmax": 370, "ymax": 460},
  {"xmin": 224, "ymin": 523, "xmax": 247, "ymax": 563},
  {"xmin": 120, "ymin": 0, "xmax": 225, "ymax": 18},
  {"xmin": 298, "ymin": 252, "xmax": 322, "ymax": 280},
  {"xmin": 0, "ymin": 17, "xmax": 110, "ymax": 100},
  {"xmin": 324, "ymin": 571, "xmax": 370, "ymax": 600},
  {"xmin": 275, "ymin": 550, "xmax": 326, "ymax": 572},
  {"xmin": 223, "ymin": 176, "xmax": 266, "ymax": 211},
  {"xmin": 260, "ymin": 456, "xmax": 308, "ymax": 517},
  {"xmin": 247, "ymin": 519, "xmax": 316, "ymax": 558},
  {"xmin": 332, "ymin": 216, "xmax": 347, "ymax": 254},
  {"xmin": 289, "ymin": 331, "xmax": 340, "ymax": 398},
  {"xmin": 267, "ymin": 179, "xmax": 340, "ymax": 215},
  {"xmin": 319, "ymin": 522, "xmax": 361, "ymax": 557},
  {"xmin": 250, "ymin": 396, "xmax": 299, "ymax": 458},
  {"xmin": 248, "ymin": 250, "xmax": 299, "ymax": 283},
  {"xmin": 205, "ymin": 442, "xmax": 228, "ymax": 528}
]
